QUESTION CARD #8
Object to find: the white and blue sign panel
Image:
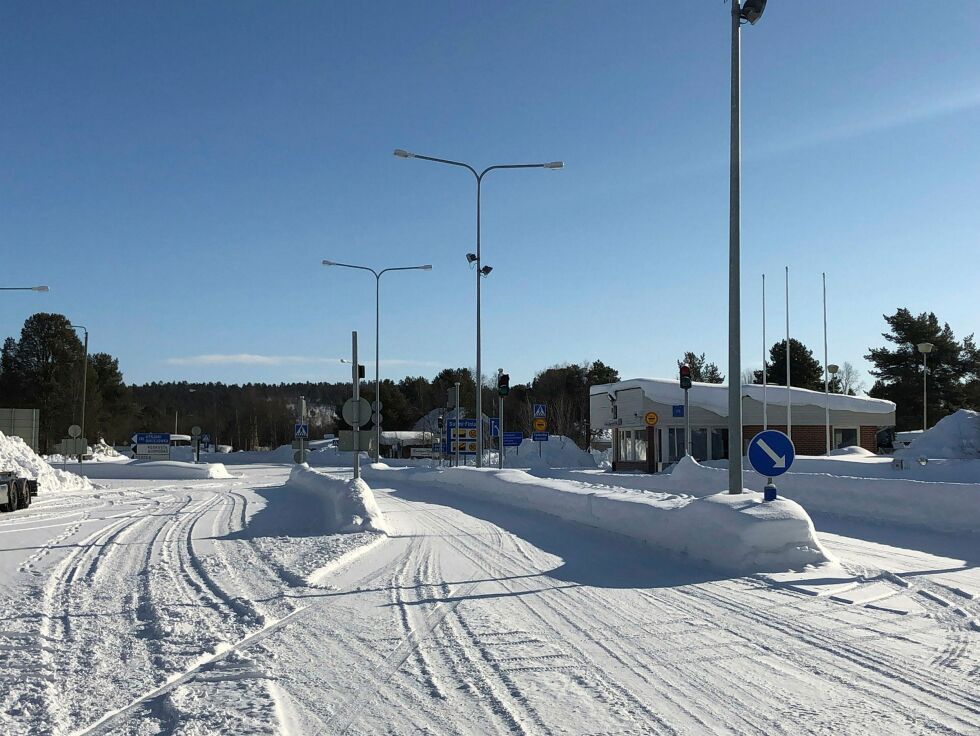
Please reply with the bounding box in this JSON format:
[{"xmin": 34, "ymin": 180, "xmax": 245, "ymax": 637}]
[
  {"xmin": 446, "ymin": 418, "xmax": 478, "ymax": 455},
  {"xmin": 135, "ymin": 432, "xmax": 170, "ymax": 445},
  {"xmin": 533, "ymin": 404, "xmax": 546, "ymax": 418},
  {"xmin": 672, "ymin": 405, "xmax": 684, "ymax": 418},
  {"xmin": 532, "ymin": 431, "xmax": 549, "ymax": 442},
  {"xmin": 294, "ymin": 423, "xmax": 309, "ymax": 439},
  {"xmin": 503, "ymin": 431, "xmax": 523, "ymax": 447},
  {"xmin": 489, "ymin": 417, "xmax": 499, "ymax": 437},
  {"xmin": 747, "ymin": 430, "xmax": 795, "ymax": 478}
]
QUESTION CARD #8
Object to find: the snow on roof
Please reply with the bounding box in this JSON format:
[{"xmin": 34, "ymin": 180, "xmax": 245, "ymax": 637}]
[{"xmin": 590, "ymin": 377, "xmax": 895, "ymax": 416}]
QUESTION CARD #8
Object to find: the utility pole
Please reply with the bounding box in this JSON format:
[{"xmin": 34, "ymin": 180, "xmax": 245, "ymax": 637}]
[
  {"xmin": 454, "ymin": 381, "xmax": 461, "ymax": 468},
  {"xmin": 352, "ymin": 331, "xmax": 361, "ymax": 481}
]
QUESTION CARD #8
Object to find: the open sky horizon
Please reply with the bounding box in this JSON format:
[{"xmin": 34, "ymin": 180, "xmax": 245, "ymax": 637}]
[{"xmin": 2, "ymin": 2, "xmax": 978, "ymax": 391}]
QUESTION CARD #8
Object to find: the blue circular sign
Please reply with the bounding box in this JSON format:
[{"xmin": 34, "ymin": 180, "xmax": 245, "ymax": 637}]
[{"xmin": 747, "ymin": 430, "xmax": 795, "ymax": 478}]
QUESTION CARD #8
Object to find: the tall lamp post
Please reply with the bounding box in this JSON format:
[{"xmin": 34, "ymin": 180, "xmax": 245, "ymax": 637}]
[
  {"xmin": 70, "ymin": 325, "xmax": 89, "ymax": 447},
  {"xmin": 394, "ymin": 148, "xmax": 563, "ymax": 467},
  {"xmin": 917, "ymin": 342, "xmax": 934, "ymax": 431},
  {"xmin": 322, "ymin": 260, "xmax": 432, "ymax": 462},
  {"xmin": 826, "ymin": 363, "xmax": 839, "ymax": 453},
  {"xmin": 0, "ymin": 285, "xmax": 49, "ymax": 292},
  {"xmin": 727, "ymin": 0, "xmax": 767, "ymax": 495}
]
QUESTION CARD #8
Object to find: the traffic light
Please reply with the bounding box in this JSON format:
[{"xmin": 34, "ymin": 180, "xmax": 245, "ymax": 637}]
[
  {"xmin": 498, "ymin": 373, "xmax": 510, "ymax": 397},
  {"xmin": 437, "ymin": 414, "xmax": 444, "ymax": 430},
  {"xmin": 680, "ymin": 364, "xmax": 692, "ymax": 391},
  {"xmin": 358, "ymin": 364, "xmax": 365, "ymax": 379}
]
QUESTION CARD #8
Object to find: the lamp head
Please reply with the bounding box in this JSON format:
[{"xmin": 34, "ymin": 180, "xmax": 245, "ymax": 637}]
[
  {"xmin": 739, "ymin": 0, "xmax": 767, "ymax": 24},
  {"xmin": 827, "ymin": 364, "xmax": 840, "ymax": 375},
  {"xmin": 421, "ymin": 264, "xmax": 433, "ymax": 270},
  {"xmin": 393, "ymin": 149, "xmax": 414, "ymax": 159},
  {"xmin": 543, "ymin": 161, "xmax": 564, "ymax": 169},
  {"xmin": 917, "ymin": 342, "xmax": 935, "ymax": 354},
  {"xmin": 32, "ymin": 285, "xmax": 50, "ymax": 292},
  {"xmin": 465, "ymin": 253, "xmax": 477, "ymax": 264},
  {"xmin": 480, "ymin": 265, "xmax": 493, "ymax": 277},
  {"xmin": 322, "ymin": 260, "xmax": 337, "ymax": 266}
]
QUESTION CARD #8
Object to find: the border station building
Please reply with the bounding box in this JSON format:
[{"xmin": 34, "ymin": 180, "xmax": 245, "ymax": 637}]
[{"xmin": 590, "ymin": 378, "xmax": 896, "ymax": 472}]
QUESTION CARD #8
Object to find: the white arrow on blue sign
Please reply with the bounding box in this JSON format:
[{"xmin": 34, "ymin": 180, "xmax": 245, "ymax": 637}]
[
  {"xmin": 294, "ymin": 423, "xmax": 309, "ymax": 439},
  {"xmin": 747, "ymin": 430, "xmax": 795, "ymax": 478},
  {"xmin": 533, "ymin": 404, "xmax": 546, "ymax": 418},
  {"xmin": 489, "ymin": 418, "xmax": 500, "ymax": 437}
]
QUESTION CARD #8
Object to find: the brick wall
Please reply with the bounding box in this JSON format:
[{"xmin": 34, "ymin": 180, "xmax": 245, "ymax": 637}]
[
  {"xmin": 860, "ymin": 426, "xmax": 878, "ymax": 453},
  {"xmin": 743, "ymin": 424, "xmax": 880, "ymax": 455}
]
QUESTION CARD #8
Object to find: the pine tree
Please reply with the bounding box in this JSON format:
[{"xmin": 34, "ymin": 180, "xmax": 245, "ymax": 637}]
[
  {"xmin": 677, "ymin": 352, "xmax": 724, "ymax": 383},
  {"xmin": 753, "ymin": 338, "xmax": 824, "ymax": 391}
]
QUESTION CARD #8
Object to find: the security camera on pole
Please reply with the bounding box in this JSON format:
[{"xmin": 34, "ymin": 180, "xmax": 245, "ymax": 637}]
[{"xmin": 679, "ymin": 364, "xmax": 692, "ymax": 456}]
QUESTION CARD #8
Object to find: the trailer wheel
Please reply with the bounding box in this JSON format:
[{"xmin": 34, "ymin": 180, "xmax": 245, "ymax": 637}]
[
  {"xmin": 7, "ymin": 484, "xmax": 19, "ymax": 512},
  {"xmin": 0, "ymin": 485, "xmax": 10, "ymax": 513},
  {"xmin": 19, "ymin": 480, "xmax": 31, "ymax": 508}
]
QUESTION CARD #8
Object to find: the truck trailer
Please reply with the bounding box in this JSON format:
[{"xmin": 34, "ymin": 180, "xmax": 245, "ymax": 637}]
[{"xmin": 0, "ymin": 471, "xmax": 37, "ymax": 512}]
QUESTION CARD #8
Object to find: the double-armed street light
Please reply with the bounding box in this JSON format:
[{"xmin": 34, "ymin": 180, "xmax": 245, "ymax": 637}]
[
  {"xmin": 394, "ymin": 149, "xmax": 563, "ymax": 466},
  {"xmin": 322, "ymin": 260, "xmax": 432, "ymax": 461}
]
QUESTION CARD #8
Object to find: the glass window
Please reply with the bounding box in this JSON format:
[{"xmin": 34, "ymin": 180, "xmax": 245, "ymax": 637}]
[
  {"xmin": 710, "ymin": 428, "xmax": 729, "ymax": 460},
  {"xmin": 635, "ymin": 432, "xmax": 648, "ymax": 462},
  {"xmin": 834, "ymin": 428, "xmax": 858, "ymax": 449},
  {"xmin": 668, "ymin": 428, "xmax": 685, "ymax": 462},
  {"xmin": 692, "ymin": 429, "xmax": 708, "ymax": 461}
]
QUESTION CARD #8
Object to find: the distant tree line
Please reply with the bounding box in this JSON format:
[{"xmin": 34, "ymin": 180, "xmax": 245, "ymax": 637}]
[{"xmin": 3, "ymin": 310, "xmax": 975, "ymax": 451}]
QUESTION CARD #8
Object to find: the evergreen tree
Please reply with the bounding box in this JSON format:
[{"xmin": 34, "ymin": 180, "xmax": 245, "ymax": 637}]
[
  {"xmin": 677, "ymin": 352, "xmax": 724, "ymax": 383},
  {"xmin": 753, "ymin": 338, "xmax": 824, "ymax": 390},
  {"xmin": 865, "ymin": 308, "xmax": 973, "ymax": 430}
]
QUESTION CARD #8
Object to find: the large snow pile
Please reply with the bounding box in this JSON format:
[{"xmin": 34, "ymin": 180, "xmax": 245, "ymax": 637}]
[
  {"xmin": 0, "ymin": 431, "xmax": 92, "ymax": 491},
  {"xmin": 897, "ymin": 409, "xmax": 980, "ymax": 459},
  {"xmin": 78, "ymin": 461, "xmax": 234, "ymax": 480},
  {"xmin": 505, "ymin": 435, "xmax": 596, "ymax": 469},
  {"xmin": 367, "ymin": 465, "xmax": 827, "ymax": 573},
  {"xmin": 90, "ymin": 439, "xmax": 122, "ymax": 458},
  {"xmin": 286, "ymin": 465, "xmax": 389, "ymax": 534}
]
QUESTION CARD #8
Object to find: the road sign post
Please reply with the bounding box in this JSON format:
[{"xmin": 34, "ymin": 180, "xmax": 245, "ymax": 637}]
[
  {"xmin": 747, "ymin": 429, "xmax": 795, "ymax": 502},
  {"xmin": 352, "ymin": 331, "xmax": 360, "ymax": 480},
  {"xmin": 191, "ymin": 425, "xmax": 202, "ymax": 463}
]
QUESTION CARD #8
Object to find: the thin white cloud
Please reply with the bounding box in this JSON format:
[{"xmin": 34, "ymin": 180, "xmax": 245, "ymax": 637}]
[{"xmin": 165, "ymin": 353, "xmax": 440, "ymax": 368}]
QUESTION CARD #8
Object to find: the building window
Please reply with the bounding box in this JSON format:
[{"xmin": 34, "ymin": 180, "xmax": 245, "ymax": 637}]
[
  {"xmin": 834, "ymin": 428, "xmax": 858, "ymax": 449},
  {"xmin": 710, "ymin": 428, "xmax": 729, "ymax": 460},
  {"xmin": 618, "ymin": 429, "xmax": 648, "ymax": 462},
  {"xmin": 692, "ymin": 429, "xmax": 708, "ymax": 461},
  {"xmin": 668, "ymin": 428, "xmax": 686, "ymax": 462}
]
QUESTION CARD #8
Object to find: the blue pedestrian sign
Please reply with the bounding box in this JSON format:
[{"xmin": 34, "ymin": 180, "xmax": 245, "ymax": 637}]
[
  {"xmin": 294, "ymin": 423, "xmax": 309, "ymax": 439},
  {"xmin": 489, "ymin": 417, "xmax": 500, "ymax": 437},
  {"xmin": 672, "ymin": 405, "xmax": 684, "ymax": 418},
  {"xmin": 747, "ymin": 430, "xmax": 795, "ymax": 478},
  {"xmin": 503, "ymin": 431, "xmax": 523, "ymax": 447},
  {"xmin": 202, "ymin": 433, "xmax": 211, "ymax": 444},
  {"xmin": 533, "ymin": 404, "xmax": 546, "ymax": 419},
  {"xmin": 532, "ymin": 431, "xmax": 549, "ymax": 442}
]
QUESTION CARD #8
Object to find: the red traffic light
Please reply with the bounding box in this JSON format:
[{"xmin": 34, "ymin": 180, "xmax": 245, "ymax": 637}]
[{"xmin": 679, "ymin": 364, "xmax": 692, "ymax": 390}]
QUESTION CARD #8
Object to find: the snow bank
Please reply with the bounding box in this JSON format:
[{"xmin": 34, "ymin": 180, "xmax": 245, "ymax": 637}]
[
  {"xmin": 367, "ymin": 465, "xmax": 827, "ymax": 573},
  {"xmin": 623, "ymin": 456, "xmax": 980, "ymax": 534},
  {"xmin": 77, "ymin": 460, "xmax": 235, "ymax": 480},
  {"xmin": 286, "ymin": 465, "xmax": 389, "ymax": 534},
  {"xmin": 505, "ymin": 435, "xmax": 596, "ymax": 470},
  {"xmin": 897, "ymin": 409, "xmax": 980, "ymax": 459},
  {"xmin": 0, "ymin": 431, "xmax": 92, "ymax": 491}
]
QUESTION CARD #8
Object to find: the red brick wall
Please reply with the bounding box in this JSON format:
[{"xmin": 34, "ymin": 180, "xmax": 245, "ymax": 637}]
[
  {"xmin": 743, "ymin": 424, "xmax": 880, "ymax": 455},
  {"xmin": 860, "ymin": 426, "xmax": 878, "ymax": 453}
]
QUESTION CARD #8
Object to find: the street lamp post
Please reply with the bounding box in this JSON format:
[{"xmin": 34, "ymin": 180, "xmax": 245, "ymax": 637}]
[
  {"xmin": 322, "ymin": 260, "xmax": 432, "ymax": 462},
  {"xmin": 394, "ymin": 148, "xmax": 563, "ymax": 467},
  {"xmin": 727, "ymin": 0, "xmax": 767, "ymax": 495},
  {"xmin": 70, "ymin": 325, "xmax": 89, "ymax": 448},
  {"xmin": 917, "ymin": 342, "xmax": 934, "ymax": 431},
  {"xmin": 826, "ymin": 363, "xmax": 839, "ymax": 453},
  {"xmin": 0, "ymin": 285, "xmax": 49, "ymax": 292}
]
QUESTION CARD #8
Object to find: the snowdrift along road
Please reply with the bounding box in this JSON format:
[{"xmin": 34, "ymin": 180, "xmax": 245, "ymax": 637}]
[{"xmin": 365, "ymin": 464, "xmax": 828, "ymax": 573}]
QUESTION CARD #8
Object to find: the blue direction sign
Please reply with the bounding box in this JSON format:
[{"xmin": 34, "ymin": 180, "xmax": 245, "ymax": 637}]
[
  {"xmin": 672, "ymin": 405, "xmax": 684, "ymax": 418},
  {"xmin": 747, "ymin": 430, "xmax": 795, "ymax": 478},
  {"xmin": 135, "ymin": 432, "xmax": 170, "ymax": 445},
  {"xmin": 446, "ymin": 418, "xmax": 478, "ymax": 455},
  {"xmin": 503, "ymin": 431, "xmax": 523, "ymax": 447},
  {"xmin": 533, "ymin": 404, "xmax": 546, "ymax": 419},
  {"xmin": 294, "ymin": 423, "xmax": 309, "ymax": 439},
  {"xmin": 489, "ymin": 417, "xmax": 500, "ymax": 437},
  {"xmin": 532, "ymin": 431, "xmax": 549, "ymax": 442}
]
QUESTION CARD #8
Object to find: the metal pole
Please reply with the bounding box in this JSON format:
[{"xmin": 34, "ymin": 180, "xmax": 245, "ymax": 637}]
[
  {"xmin": 823, "ymin": 272, "xmax": 830, "ymax": 454},
  {"xmin": 785, "ymin": 265, "xmax": 792, "ymax": 441},
  {"xmin": 684, "ymin": 388, "xmax": 691, "ymax": 456},
  {"xmin": 352, "ymin": 331, "xmax": 361, "ymax": 480},
  {"xmin": 499, "ymin": 392, "xmax": 504, "ymax": 469},
  {"xmin": 727, "ymin": 0, "xmax": 743, "ymax": 494},
  {"xmin": 762, "ymin": 274, "xmax": 768, "ymax": 430},
  {"xmin": 923, "ymin": 352, "xmax": 928, "ymax": 431},
  {"xmin": 375, "ymin": 273, "xmax": 381, "ymax": 463},
  {"xmin": 475, "ymin": 176, "xmax": 483, "ymax": 467},
  {"xmin": 455, "ymin": 381, "xmax": 461, "ymax": 467}
]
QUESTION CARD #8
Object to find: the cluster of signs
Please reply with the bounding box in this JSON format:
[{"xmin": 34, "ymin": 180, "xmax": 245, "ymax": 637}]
[
  {"xmin": 442, "ymin": 403, "xmax": 553, "ymax": 454},
  {"xmin": 134, "ymin": 432, "xmax": 171, "ymax": 460}
]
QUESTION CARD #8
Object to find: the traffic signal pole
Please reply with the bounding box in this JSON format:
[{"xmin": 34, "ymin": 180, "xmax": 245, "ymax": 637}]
[{"xmin": 352, "ymin": 331, "xmax": 361, "ymax": 481}]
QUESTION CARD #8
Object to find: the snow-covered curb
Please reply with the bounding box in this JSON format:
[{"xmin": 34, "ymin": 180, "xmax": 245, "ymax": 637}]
[
  {"xmin": 287, "ymin": 465, "xmax": 389, "ymax": 534},
  {"xmin": 76, "ymin": 460, "xmax": 235, "ymax": 480},
  {"xmin": 366, "ymin": 465, "xmax": 828, "ymax": 573}
]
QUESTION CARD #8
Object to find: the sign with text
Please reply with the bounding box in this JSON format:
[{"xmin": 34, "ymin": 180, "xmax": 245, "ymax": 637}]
[
  {"xmin": 446, "ymin": 418, "xmax": 478, "ymax": 455},
  {"xmin": 135, "ymin": 432, "xmax": 170, "ymax": 460}
]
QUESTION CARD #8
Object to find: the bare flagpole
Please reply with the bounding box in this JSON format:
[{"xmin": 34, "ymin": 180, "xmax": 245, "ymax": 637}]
[{"xmin": 762, "ymin": 274, "xmax": 768, "ymax": 430}]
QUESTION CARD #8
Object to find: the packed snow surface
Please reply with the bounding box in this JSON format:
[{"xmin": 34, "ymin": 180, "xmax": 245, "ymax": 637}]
[
  {"xmin": 897, "ymin": 409, "xmax": 980, "ymax": 459},
  {"xmin": 75, "ymin": 460, "xmax": 235, "ymax": 480},
  {"xmin": 0, "ymin": 430, "xmax": 92, "ymax": 491},
  {"xmin": 366, "ymin": 464, "xmax": 828, "ymax": 573}
]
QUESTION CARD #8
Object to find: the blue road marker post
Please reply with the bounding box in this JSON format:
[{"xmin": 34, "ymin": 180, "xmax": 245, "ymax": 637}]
[{"xmin": 747, "ymin": 429, "xmax": 795, "ymax": 502}]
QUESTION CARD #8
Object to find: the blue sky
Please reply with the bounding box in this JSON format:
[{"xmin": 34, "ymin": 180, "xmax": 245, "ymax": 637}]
[{"xmin": 2, "ymin": 2, "xmax": 978, "ymax": 389}]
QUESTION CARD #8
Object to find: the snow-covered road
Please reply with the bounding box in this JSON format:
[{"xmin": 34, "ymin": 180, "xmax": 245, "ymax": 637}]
[{"xmin": 1, "ymin": 464, "xmax": 977, "ymax": 735}]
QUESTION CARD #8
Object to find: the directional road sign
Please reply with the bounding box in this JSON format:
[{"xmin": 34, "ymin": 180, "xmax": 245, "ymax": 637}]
[
  {"xmin": 747, "ymin": 430, "xmax": 795, "ymax": 478},
  {"xmin": 446, "ymin": 418, "xmax": 478, "ymax": 455},
  {"xmin": 342, "ymin": 398, "xmax": 372, "ymax": 427},
  {"xmin": 489, "ymin": 417, "xmax": 499, "ymax": 437},
  {"xmin": 503, "ymin": 431, "xmax": 523, "ymax": 448},
  {"xmin": 533, "ymin": 404, "xmax": 546, "ymax": 419},
  {"xmin": 672, "ymin": 405, "xmax": 684, "ymax": 418},
  {"xmin": 532, "ymin": 431, "xmax": 549, "ymax": 442}
]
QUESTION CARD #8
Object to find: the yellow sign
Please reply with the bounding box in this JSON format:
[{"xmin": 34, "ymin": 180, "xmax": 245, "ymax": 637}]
[
  {"xmin": 644, "ymin": 411, "xmax": 659, "ymax": 427},
  {"xmin": 533, "ymin": 418, "xmax": 548, "ymax": 432}
]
